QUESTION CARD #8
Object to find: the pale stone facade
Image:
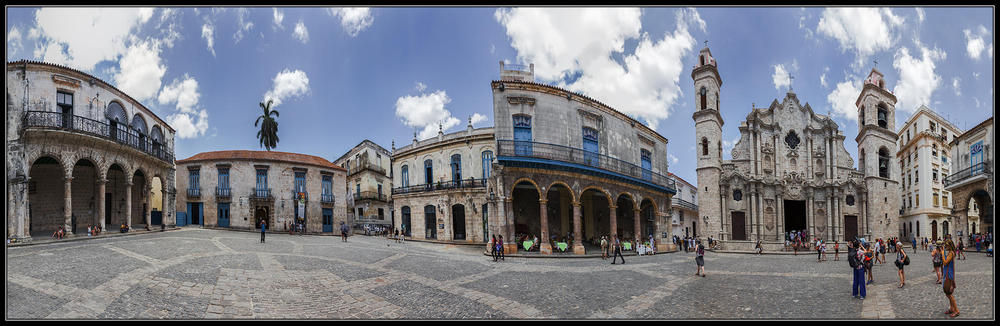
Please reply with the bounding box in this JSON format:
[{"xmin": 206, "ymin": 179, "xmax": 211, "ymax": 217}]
[
  {"xmin": 174, "ymin": 151, "xmax": 348, "ymax": 233},
  {"xmin": 670, "ymin": 175, "xmax": 699, "ymax": 239},
  {"xmin": 7, "ymin": 60, "xmax": 176, "ymax": 241},
  {"xmin": 391, "ymin": 123, "xmax": 494, "ymax": 243},
  {"xmin": 945, "ymin": 117, "xmax": 994, "ymax": 237},
  {"xmin": 334, "ymin": 140, "xmax": 392, "ymax": 230},
  {"xmin": 897, "ymin": 105, "xmax": 962, "ymax": 241},
  {"xmin": 693, "ymin": 47, "xmax": 899, "ymax": 251}
]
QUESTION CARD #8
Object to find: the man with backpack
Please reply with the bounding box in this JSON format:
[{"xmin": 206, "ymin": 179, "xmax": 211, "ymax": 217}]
[
  {"xmin": 695, "ymin": 240, "xmax": 706, "ymax": 277},
  {"xmin": 848, "ymin": 240, "xmax": 866, "ymax": 300}
]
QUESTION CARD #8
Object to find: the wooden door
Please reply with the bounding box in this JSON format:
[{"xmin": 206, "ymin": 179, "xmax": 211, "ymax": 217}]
[{"xmin": 731, "ymin": 212, "xmax": 747, "ymax": 240}]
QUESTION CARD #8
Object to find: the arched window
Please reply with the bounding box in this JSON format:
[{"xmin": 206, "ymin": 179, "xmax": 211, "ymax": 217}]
[
  {"xmin": 859, "ymin": 149, "xmax": 866, "ymax": 174},
  {"xmin": 131, "ymin": 113, "xmax": 148, "ymax": 150},
  {"xmin": 715, "ymin": 92, "xmax": 719, "ymax": 111},
  {"xmin": 700, "ymin": 55, "xmax": 705, "ymax": 66},
  {"xmin": 877, "ymin": 104, "xmax": 888, "ymax": 128},
  {"xmin": 482, "ymin": 150, "xmax": 493, "ymax": 179},
  {"xmin": 700, "ymin": 87, "xmax": 707, "ymax": 110},
  {"xmin": 701, "ymin": 138, "xmax": 709, "ymax": 156},
  {"xmin": 878, "ymin": 147, "xmax": 890, "ymax": 178},
  {"xmin": 106, "ymin": 101, "xmax": 128, "ymax": 142},
  {"xmin": 401, "ymin": 165, "xmax": 409, "ymax": 187},
  {"xmin": 859, "ymin": 105, "xmax": 866, "ymax": 127}
]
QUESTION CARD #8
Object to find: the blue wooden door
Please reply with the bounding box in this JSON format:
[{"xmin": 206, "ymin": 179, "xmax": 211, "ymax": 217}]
[
  {"xmin": 641, "ymin": 150, "xmax": 652, "ymax": 180},
  {"xmin": 218, "ymin": 203, "xmax": 230, "ymax": 228},
  {"xmin": 322, "ymin": 208, "xmax": 334, "ymax": 232},
  {"xmin": 176, "ymin": 211, "xmax": 188, "ymax": 227},
  {"xmin": 583, "ymin": 128, "xmax": 599, "ymax": 167},
  {"xmin": 513, "ymin": 116, "xmax": 532, "ymax": 156}
]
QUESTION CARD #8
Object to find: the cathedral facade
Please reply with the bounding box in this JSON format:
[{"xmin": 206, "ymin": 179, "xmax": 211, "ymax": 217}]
[{"xmin": 693, "ymin": 47, "xmax": 900, "ymax": 250}]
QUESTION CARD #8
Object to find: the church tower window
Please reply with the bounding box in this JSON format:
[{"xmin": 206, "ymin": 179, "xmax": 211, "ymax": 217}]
[
  {"xmin": 877, "ymin": 104, "xmax": 888, "ymax": 128},
  {"xmin": 702, "ymin": 138, "xmax": 709, "ymax": 156},
  {"xmin": 700, "ymin": 87, "xmax": 707, "ymax": 110},
  {"xmin": 878, "ymin": 147, "xmax": 890, "ymax": 178}
]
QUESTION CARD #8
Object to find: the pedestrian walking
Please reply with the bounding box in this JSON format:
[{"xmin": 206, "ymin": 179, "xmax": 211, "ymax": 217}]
[
  {"xmin": 849, "ymin": 240, "xmax": 866, "ymax": 300},
  {"xmin": 942, "ymin": 235, "xmax": 959, "ymax": 317},
  {"xmin": 932, "ymin": 244, "xmax": 943, "ymax": 284},
  {"xmin": 957, "ymin": 240, "xmax": 966, "ymax": 260},
  {"xmin": 695, "ymin": 240, "xmax": 706, "ymax": 277},
  {"xmin": 600, "ymin": 236, "xmax": 609, "ymax": 260},
  {"xmin": 340, "ymin": 222, "xmax": 349, "ymax": 242},
  {"xmin": 817, "ymin": 238, "xmax": 823, "ymax": 262},
  {"xmin": 894, "ymin": 242, "xmax": 908, "ymax": 288},
  {"xmin": 497, "ymin": 235, "xmax": 505, "ymax": 261},
  {"xmin": 491, "ymin": 235, "xmax": 498, "ymax": 262},
  {"xmin": 755, "ymin": 240, "xmax": 763, "ymax": 255},
  {"xmin": 834, "ymin": 240, "xmax": 840, "ymax": 261},
  {"xmin": 611, "ymin": 235, "xmax": 625, "ymax": 265},
  {"xmin": 260, "ymin": 220, "xmax": 267, "ymax": 243}
]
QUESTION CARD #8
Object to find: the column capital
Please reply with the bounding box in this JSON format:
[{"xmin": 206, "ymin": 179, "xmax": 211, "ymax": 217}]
[
  {"xmin": 97, "ymin": 178, "xmax": 108, "ymax": 185},
  {"xmin": 609, "ymin": 205, "xmax": 618, "ymax": 209},
  {"xmin": 64, "ymin": 176, "xmax": 73, "ymax": 183},
  {"xmin": 504, "ymin": 198, "xmax": 513, "ymax": 203},
  {"xmin": 571, "ymin": 201, "xmax": 581, "ymax": 208},
  {"xmin": 538, "ymin": 199, "xmax": 548, "ymax": 205}
]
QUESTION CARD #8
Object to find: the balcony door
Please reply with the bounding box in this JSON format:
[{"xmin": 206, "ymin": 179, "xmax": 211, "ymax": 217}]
[
  {"xmin": 451, "ymin": 154, "xmax": 462, "ymax": 185},
  {"xmin": 641, "ymin": 149, "xmax": 652, "ymax": 180},
  {"xmin": 583, "ymin": 127, "xmax": 599, "ymax": 167},
  {"xmin": 57, "ymin": 91, "xmax": 73, "ymax": 129},
  {"xmin": 513, "ymin": 115, "xmax": 532, "ymax": 156},
  {"xmin": 424, "ymin": 159, "xmax": 433, "ymax": 188}
]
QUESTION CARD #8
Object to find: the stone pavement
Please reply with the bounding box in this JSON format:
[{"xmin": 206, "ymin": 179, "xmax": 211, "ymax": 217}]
[{"xmin": 6, "ymin": 228, "xmax": 994, "ymax": 319}]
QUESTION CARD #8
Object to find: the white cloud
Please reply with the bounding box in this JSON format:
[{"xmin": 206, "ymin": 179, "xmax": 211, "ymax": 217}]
[
  {"xmin": 669, "ymin": 153, "xmax": 679, "ymax": 165},
  {"xmin": 495, "ymin": 7, "xmax": 704, "ymax": 130},
  {"xmin": 490, "ymin": 43, "xmax": 496, "ymax": 54},
  {"xmin": 915, "ymin": 8, "xmax": 925, "ymax": 23},
  {"xmin": 952, "ymin": 77, "xmax": 961, "ymax": 96},
  {"xmin": 158, "ymin": 74, "xmax": 201, "ymax": 114},
  {"xmin": 470, "ymin": 113, "xmax": 488, "ymax": 126},
  {"xmin": 395, "ymin": 90, "xmax": 461, "ymax": 140},
  {"xmin": 233, "ymin": 8, "xmax": 255, "ymax": 43},
  {"xmin": 167, "ymin": 109, "xmax": 209, "ymax": 139},
  {"xmin": 201, "ymin": 23, "xmax": 216, "ymax": 57},
  {"xmin": 721, "ymin": 136, "xmax": 740, "ymax": 156},
  {"xmin": 820, "ymin": 66, "xmax": 830, "ymax": 88},
  {"xmin": 772, "ymin": 64, "xmax": 791, "ymax": 90},
  {"xmin": 816, "ymin": 8, "xmax": 902, "ymax": 67},
  {"xmin": 415, "ymin": 82, "xmax": 427, "ymax": 92},
  {"xmin": 327, "ymin": 7, "xmax": 374, "ymax": 37},
  {"xmin": 963, "ymin": 26, "xmax": 991, "ymax": 60},
  {"xmin": 114, "ymin": 40, "xmax": 166, "ymax": 102},
  {"xmin": 272, "ymin": 8, "xmax": 285, "ymax": 29},
  {"xmin": 974, "ymin": 97, "xmax": 981, "ymax": 108},
  {"xmin": 826, "ymin": 77, "xmax": 863, "ymax": 122},
  {"xmin": 293, "ymin": 19, "xmax": 309, "ymax": 44},
  {"xmin": 7, "ymin": 26, "xmax": 23, "ymax": 57},
  {"xmin": 30, "ymin": 7, "xmax": 154, "ymax": 71},
  {"xmin": 263, "ymin": 69, "xmax": 311, "ymax": 107},
  {"xmin": 892, "ymin": 41, "xmax": 946, "ymax": 113}
]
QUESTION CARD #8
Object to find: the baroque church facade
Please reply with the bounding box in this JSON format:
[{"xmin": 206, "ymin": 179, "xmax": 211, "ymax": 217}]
[{"xmin": 693, "ymin": 47, "xmax": 900, "ymax": 250}]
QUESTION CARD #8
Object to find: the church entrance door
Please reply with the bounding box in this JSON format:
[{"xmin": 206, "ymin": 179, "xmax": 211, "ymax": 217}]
[
  {"xmin": 844, "ymin": 215, "xmax": 858, "ymax": 240},
  {"xmin": 731, "ymin": 212, "xmax": 747, "ymax": 240},
  {"xmin": 783, "ymin": 200, "xmax": 807, "ymax": 234}
]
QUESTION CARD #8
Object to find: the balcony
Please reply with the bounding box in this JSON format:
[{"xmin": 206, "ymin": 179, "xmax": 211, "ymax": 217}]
[
  {"xmin": 321, "ymin": 193, "xmax": 335, "ymax": 204},
  {"xmin": 354, "ymin": 191, "xmax": 388, "ymax": 202},
  {"xmin": 348, "ymin": 162, "xmax": 387, "ymax": 177},
  {"xmin": 23, "ymin": 110, "xmax": 174, "ymax": 163},
  {"xmin": 186, "ymin": 187, "xmax": 201, "ymax": 197},
  {"xmin": 216, "ymin": 187, "xmax": 231, "ymax": 198},
  {"xmin": 392, "ymin": 178, "xmax": 487, "ymax": 195},
  {"xmin": 944, "ymin": 161, "xmax": 991, "ymax": 189},
  {"xmin": 252, "ymin": 188, "xmax": 273, "ymax": 200},
  {"xmin": 292, "ymin": 190, "xmax": 309, "ymax": 201},
  {"xmin": 496, "ymin": 140, "xmax": 676, "ymax": 193},
  {"xmin": 673, "ymin": 198, "xmax": 698, "ymax": 211}
]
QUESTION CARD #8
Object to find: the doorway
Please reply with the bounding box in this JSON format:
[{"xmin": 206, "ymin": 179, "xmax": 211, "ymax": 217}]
[
  {"xmin": 784, "ymin": 200, "xmax": 807, "ymax": 234},
  {"xmin": 731, "ymin": 211, "xmax": 747, "ymax": 240},
  {"xmin": 217, "ymin": 203, "xmax": 230, "ymax": 228},
  {"xmin": 452, "ymin": 204, "xmax": 466, "ymax": 240},
  {"xmin": 254, "ymin": 207, "xmax": 269, "ymax": 229},
  {"xmin": 844, "ymin": 215, "xmax": 858, "ymax": 240},
  {"xmin": 188, "ymin": 202, "xmax": 202, "ymax": 226},
  {"xmin": 424, "ymin": 205, "xmax": 437, "ymax": 239}
]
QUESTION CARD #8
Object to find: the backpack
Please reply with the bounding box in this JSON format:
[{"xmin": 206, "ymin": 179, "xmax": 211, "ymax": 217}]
[{"xmin": 848, "ymin": 248, "xmax": 859, "ymax": 268}]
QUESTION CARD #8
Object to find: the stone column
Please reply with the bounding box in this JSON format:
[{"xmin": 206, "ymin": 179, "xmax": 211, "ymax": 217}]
[
  {"xmin": 539, "ymin": 199, "xmax": 551, "ymax": 254},
  {"xmin": 64, "ymin": 177, "xmax": 73, "ymax": 235},
  {"xmin": 162, "ymin": 184, "xmax": 169, "ymax": 227},
  {"xmin": 126, "ymin": 180, "xmax": 133, "ymax": 231},
  {"xmin": 609, "ymin": 205, "xmax": 618, "ymax": 239},
  {"xmin": 776, "ymin": 193, "xmax": 784, "ymax": 241},
  {"xmin": 806, "ymin": 193, "xmax": 814, "ymax": 239},
  {"xmin": 505, "ymin": 198, "xmax": 516, "ymax": 253},
  {"xmin": 633, "ymin": 205, "xmax": 641, "ymax": 243},
  {"xmin": 720, "ymin": 186, "xmax": 729, "ymax": 240},
  {"xmin": 98, "ymin": 179, "xmax": 107, "ymax": 231},
  {"xmin": 572, "ymin": 202, "xmax": 584, "ymax": 254}
]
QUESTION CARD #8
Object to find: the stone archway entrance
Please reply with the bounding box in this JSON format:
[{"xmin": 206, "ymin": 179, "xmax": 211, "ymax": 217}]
[
  {"xmin": 452, "ymin": 204, "xmax": 466, "ymax": 241},
  {"xmin": 255, "ymin": 207, "xmax": 270, "ymax": 229},
  {"xmin": 784, "ymin": 200, "xmax": 807, "ymax": 235},
  {"xmin": 28, "ymin": 156, "xmax": 64, "ymax": 236}
]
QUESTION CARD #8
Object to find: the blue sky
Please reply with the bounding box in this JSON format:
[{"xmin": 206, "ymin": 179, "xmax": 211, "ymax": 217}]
[{"xmin": 6, "ymin": 7, "xmax": 994, "ymax": 185}]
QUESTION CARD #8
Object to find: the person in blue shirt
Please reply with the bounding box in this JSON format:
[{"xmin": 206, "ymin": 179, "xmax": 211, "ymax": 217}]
[{"xmin": 260, "ymin": 220, "xmax": 267, "ymax": 243}]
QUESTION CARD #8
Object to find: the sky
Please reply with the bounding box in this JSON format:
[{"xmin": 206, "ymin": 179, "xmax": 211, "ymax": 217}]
[{"xmin": 5, "ymin": 6, "xmax": 995, "ymax": 185}]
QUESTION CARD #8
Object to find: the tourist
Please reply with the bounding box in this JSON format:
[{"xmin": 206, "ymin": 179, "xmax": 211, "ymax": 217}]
[
  {"xmin": 755, "ymin": 239, "xmax": 763, "ymax": 255},
  {"xmin": 340, "ymin": 222, "xmax": 349, "ymax": 242},
  {"xmin": 600, "ymin": 236, "xmax": 609, "ymax": 260},
  {"xmin": 817, "ymin": 238, "xmax": 823, "ymax": 262},
  {"xmin": 491, "ymin": 235, "xmax": 498, "ymax": 262},
  {"xmin": 932, "ymin": 244, "xmax": 943, "ymax": 284},
  {"xmin": 864, "ymin": 242, "xmax": 875, "ymax": 285},
  {"xmin": 833, "ymin": 240, "xmax": 840, "ymax": 261},
  {"xmin": 87, "ymin": 224, "xmax": 93, "ymax": 237},
  {"xmin": 986, "ymin": 241, "xmax": 993, "ymax": 257},
  {"xmin": 880, "ymin": 239, "xmax": 888, "ymax": 264},
  {"xmin": 695, "ymin": 240, "xmax": 706, "ymax": 277},
  {"xmin": 793, "ymin": 239, "xmax": 799, "ymax": 256},
  {"xmin": 611, "ymin": 235, "xmax": 625, "ymax": 265},
  {"xmin": 497, "ymin": 235, "xmax": 505, "ymax": 261},
  {"xmin": 941, "ymin": 235, "xmax": 958, "ymax": 317},
  {"xmin": 260, "ymin": 220, "xmax": 267, "ymax": 243},
  {"xmin": 784, "ymin": 238, "xmax": 790, "ymax": 252},
  {"xmin": 912, "ymin": 236, "xmax": 917, "ymax": 251},
  {"xmin": 849, "ymin": 240, "xmax": 866, "ymax": 300},
  {"xmin": 957, "ymin": 240, "xmax": 966, "ymax": 260},
  {"xmin": 894, "ymin": 242, "xmax": 908, "ymax": 288},
  {"xmin": 821, "ymin": 240, "xmax": 828, "ymax": 261}
]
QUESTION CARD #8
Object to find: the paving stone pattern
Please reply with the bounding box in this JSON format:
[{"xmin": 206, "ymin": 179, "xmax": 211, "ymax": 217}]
[{"xmin": 5, "ymin": 228, "xmax": 994, "ymax": 319}]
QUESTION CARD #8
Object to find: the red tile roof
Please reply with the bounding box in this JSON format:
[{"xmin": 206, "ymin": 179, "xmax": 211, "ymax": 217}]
[{"xmin": 176, "ymin": 150, "xmax": 345, "ymax": 171}]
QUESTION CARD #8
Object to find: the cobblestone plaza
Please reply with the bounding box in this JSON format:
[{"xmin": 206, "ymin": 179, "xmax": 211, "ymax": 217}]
[{"xmin": 6, "ymin": 228, "xmax": 994, "ymax": 319}]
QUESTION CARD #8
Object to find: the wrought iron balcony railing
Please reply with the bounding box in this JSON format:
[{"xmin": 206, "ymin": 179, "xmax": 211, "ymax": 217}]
[
  {"xmin": 23, "ymin": 110, "xmax": 174, "ymax": 163},
  {"xmin": 216, "ymin": 187, "xmax": 231, "ymax": 198},
  {"xmin": 187, "ymin": 187, "xmax": 201, "ymax": 197},
  {"xmin": 392, "ymin": 178, "xmax": 487, "ymax": 195},
  {"xmin": 252, "ymin": 188, "xmax": 272, "ymax": 199},
  {"xmin": 944, "ymin": 161, "xmax": 991, "ymax": 188},
  {"xmin": 496, "ymin": 140, "xmax": 676, "ymax": 191},
  {"xmin": 353, "ymin": 191, "xmax": 388, "ymax": 202},
  {"xmin": 321, "ymin": 193, "xmax": 335, "ymax": 203}
]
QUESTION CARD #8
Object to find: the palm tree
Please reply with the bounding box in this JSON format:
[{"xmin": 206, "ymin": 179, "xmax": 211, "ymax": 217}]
[{"xmin": 255, "ymin": 99, "xmax": 280, "ymax": 151}]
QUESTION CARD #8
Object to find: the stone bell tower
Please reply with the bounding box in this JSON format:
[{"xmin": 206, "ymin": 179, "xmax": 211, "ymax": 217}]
[
  {"xmin": 855, "ymin": 68, "xmax": 901, "ymax": 240},
  {"xmin": 692, "ymin": 46, "xmax": 724, "ymax": 241}
]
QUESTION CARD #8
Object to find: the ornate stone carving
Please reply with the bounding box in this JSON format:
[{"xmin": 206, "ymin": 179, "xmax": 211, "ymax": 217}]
[{"xmin": 506, "ymin": 96, "xmax": 536, "ymax": 106}]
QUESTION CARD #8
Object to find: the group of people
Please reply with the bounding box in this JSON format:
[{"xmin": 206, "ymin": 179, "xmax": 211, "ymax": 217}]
[
  {"xmin": 86, "ymin": 224, "xmax": 102, "ymax": 237},
  {"xmin": 674, "ymin": 235, "xmax": 700, "ymax": 253},
  {"xmin": 284, "ymin": 220, "xmax": 306, "ymax": 235},
  {"xmin": 489, "ymin": 235, "xmax": 505, "ymax": 262},
  {"xmin": 968, "ymin": 232, "xmax": 993, "ymax": 256},
  {"xmin": 783, "ymin": 229, "xmax": 811, "ymax": 254}
]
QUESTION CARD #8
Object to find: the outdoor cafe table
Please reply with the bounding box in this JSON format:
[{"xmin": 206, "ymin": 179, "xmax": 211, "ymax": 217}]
[
  {"xmin": 523, "ymin": 240, "xmax": 534, "ymax": 251},
  {"xmin": 556, "ymin": 242, "xmax": 568, "ymax": 252}
]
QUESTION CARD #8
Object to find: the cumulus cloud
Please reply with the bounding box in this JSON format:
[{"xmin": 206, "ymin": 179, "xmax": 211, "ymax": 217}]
[
  {"xmin": 293, "ymin": 19, "xmax": 309, "ymax": 43},
  {"xmin": 263, "ymin": 69, "xmax": 311, "ymax": 107},
  {"xmin": 772, "ymin": 64, "xmax": 791, "ymax": 90},
  {"xmin": 395, "ymin": 90, "xmax": 461, "ymax": 140},
  {"xmin": 495, "ymin": 7, "xmax": 705, "ymax": 130},
  {"xmin": 114, "ymin": 40, "xmax": 166, "ymax": 102},
  {"xmin": 167, "ymin": 110, "xmax": 209, "ymax": 139},
  {"xmin": 415, "ymin": 82, "xmax": 427, "ymax": 92},
  {"xmin": 963, "ymin": 26, "xmax": 991, "ymax": 60},
  {"xmin": 669, "ymin": 153, "xmax": 679, "ymax": 165},
  {"xmin": 915, "ymin": 8, "xmax": 925, "ymax": 23},
  {"xmin": 233, "ymin": 7, "xmax": 255, "ymax": 43},
  {"xmin": 273, "ymin": 8, "xmax": 285, "ymax": 29},
  {"xmin": 817, "ymin": 8, "xmax": 903, "ymax": 67},
  {"xmin": 820, "ymin": 66, "xmax": 830, "ymax": 88},
  {"xmin": 327, "ymin": 7, "xmax": 374, "ymax": 37},
  {"xmin": 826, "ymin": 76, "xmax": 863, "ymax": 122},
  {"xmin": 7, "ymin": 26, "xmax": 23, "ymax": 58},
  {"xmin": 29, "ymin": 7, "xmax": 154, "ymax": 71},
  {"xmin": 892, "ymin": 41, "xmax": 946, "ymax": 113},
  {"xmin": 952, "ymin": 77, "xmax": 961, "ymax": 96},
  {"xmin": 158, "ymin": 75, "xmax": 208, "ymax": 139},
  {"xmin": 201, "ymin": 23, "xmax": 216, "ymax": 57},
  {"xmin": 471, "ymin": 113, "xmax": 488, "ymax": 125}
]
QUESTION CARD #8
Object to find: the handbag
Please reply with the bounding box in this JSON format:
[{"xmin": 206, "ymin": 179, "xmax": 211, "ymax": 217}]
[
  {"xmin": 903, "ymin": 255, "xmax": 910, "ymax": 265},
  {"xmin": 943, "ymin": 277, "xmax": 955, "ymax": 295}
]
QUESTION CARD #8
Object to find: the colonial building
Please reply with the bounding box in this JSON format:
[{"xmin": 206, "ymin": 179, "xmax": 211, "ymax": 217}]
[
  {"xmin": 693, "ymin": 46, "xmax": 899, "ymax": 251},
  {"xmin": 7, "ymin": 60, "xmax": 177, "ymax": 241},
  {"xmin": 490, "ymin": 62, "xmax": 676, "ymax": 254},
  {"xmin": 670, "ymin": 174, "xmax": 699, "ymax": 239},
  {"xmin": 945, "ymin": 117, "xmax": 994, "ymax": 236},
  {"xmin": 391, "ymin": 122, "xmax": 494, "ymax": 243},
  {"xmin": 897, "ymin": 105, "xmax": 962, "ymax": 241},
  {"xmin": 174, "ymin": 150, "xmax": 348, "ymax": 233},
  {"xmin": 333, "ymin": 140, "xmax": 392, "ymax": 230}
]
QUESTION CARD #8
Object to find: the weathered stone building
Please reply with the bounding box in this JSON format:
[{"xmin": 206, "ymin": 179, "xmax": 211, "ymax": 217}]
[
  {"xmin": 897, "ymin": 105, "xmax": 962, "ymax": 241},
  {"xmin": 670, "ymin": 174, "xmax": 699, "ymax": 239},
  {"xmin": 7, "ymin": 60, "xmax": 176, "ymax": 241},
  {"xmin": 693, "ymin": 47, "xmax": 900, "ymax": 251},
  {"xmin": 945, "ymin": 117, "xmax": 994, "ymax": 237},
  {"xmin": 391, "ymin": 122, "xmax": 495, "ymax": 243},
  {"xmin": 333, "ymin": 140, "xmax": 392, "ymax": 230},
  {"xmin": 174, "ymin": 150, "xmax": 348, "ymax": 233}
]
